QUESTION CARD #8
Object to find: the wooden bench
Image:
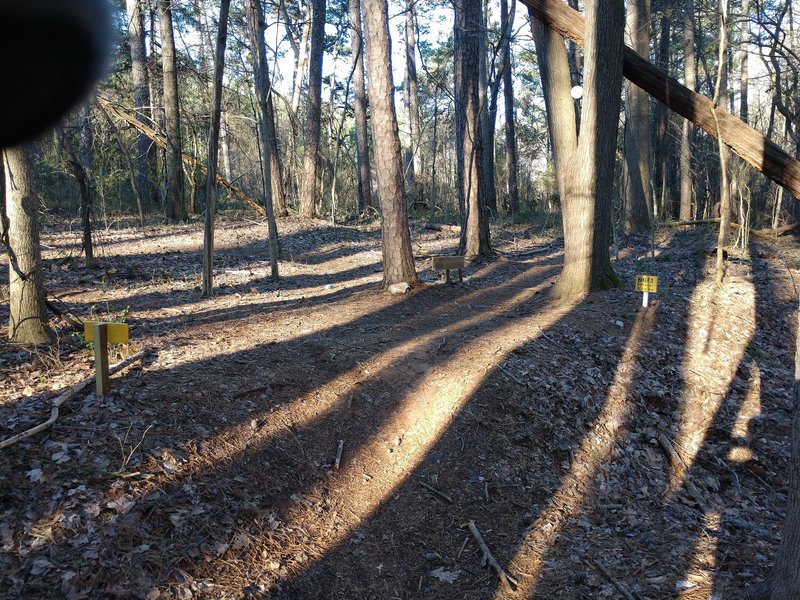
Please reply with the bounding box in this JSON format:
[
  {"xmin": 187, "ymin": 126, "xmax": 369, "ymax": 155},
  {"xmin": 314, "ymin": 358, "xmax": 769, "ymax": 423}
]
[{"xmin": 431, "ymin": 255, "xmax": 465, "ymax": 284}]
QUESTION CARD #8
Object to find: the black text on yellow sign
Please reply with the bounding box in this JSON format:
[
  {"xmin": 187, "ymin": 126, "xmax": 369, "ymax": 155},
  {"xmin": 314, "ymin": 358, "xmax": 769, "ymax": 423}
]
[{"xmin": 635, "ymin": 275, "xmax": 658, "ymax": 293}]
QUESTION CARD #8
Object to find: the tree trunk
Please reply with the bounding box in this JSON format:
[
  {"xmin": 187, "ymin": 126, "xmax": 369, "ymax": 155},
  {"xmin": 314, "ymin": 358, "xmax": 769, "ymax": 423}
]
[
  {"xmin": 404, "ymin": 0, "xmax": 422, "ymax": 206},
  {"xmin": 200, "ymin": 0, "xmax": 231, "ymax": 297},
  {"xmin": 479, "ymin": 0, "xmax": 497, "ymax": 217},
  {"xmin": 125, "ymin": 0, "xmax": 150, "ymax": 217},
  {"xmin": 623, "ymin": 0, "xmax": 652, "ymax": 234},
  {"xmin": 653, "ymin": 0, "xmax": 673, "ymax": 218},
  {"xmin": 299, "ymin": 0, "xmax": 326, "ymax": 218},
  {"xmin": 4, "ymin": 147, "xmax": 53, "ymax": 344},
  {"xmin": 456, "ymin": 0, "xmax": 492, "ymax": 258},
  {"xmin": 350, "ymin": 0, "xmax": 373, "ymax": 214},
  {"xmin": 679, "ymin": 0, "xmax": 696, "ymax": 220},
  {"xmin": 361, "ymin": 0, "xmax": 418, "ymax": 286},
  {"xmin": 714, "ymin": 1, "xmax": 730, "ymax": 285},
  {"xmin": 531, "ymin": 1, "xmax": 624, "ymax": 297},
  {"xmin": 159, "ymin": 0, "xmax": 185, "ymax": 222},
  {"xmin": 248, "ymin": 0, "xmax": 281, "ymax": 279},
  {"xmin": 77, "ymin": 105, "xmax": 95, "ymax": 267},
  {"xmin": 501, "ymin": 0, "xmax": 519, "ymax": 219}
]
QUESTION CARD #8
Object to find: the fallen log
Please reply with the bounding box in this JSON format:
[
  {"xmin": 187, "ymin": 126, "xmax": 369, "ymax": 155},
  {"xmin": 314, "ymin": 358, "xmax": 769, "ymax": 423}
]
[
  {"xmin": 97, "ymin": 97, "xmax": 265, "ymax": 215},
  {"xmin": 421, "ymin": 222, "xmax": 461, "ymax": 233},
  {"xmin": 522, "ymin": 0, "xmax": 800, "ymax": 199},
  {"xmin": 668, "ymin": 218, "xmax": 799, "ymax": 239}
]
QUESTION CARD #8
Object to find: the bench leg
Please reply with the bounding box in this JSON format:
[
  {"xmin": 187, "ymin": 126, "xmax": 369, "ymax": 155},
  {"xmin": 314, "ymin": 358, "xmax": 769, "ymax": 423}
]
[
  {"xmin": 445, "ymin": 269, "xmax": 451, "ymax": 284},
  {"xmin": 457, "ymin": 269, "xmax": 462, "ymax": 283}
]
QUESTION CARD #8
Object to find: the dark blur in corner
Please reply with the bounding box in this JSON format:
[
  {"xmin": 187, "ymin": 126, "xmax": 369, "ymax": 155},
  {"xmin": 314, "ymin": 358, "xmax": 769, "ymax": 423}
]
[{"xmin": 0, "ymin": 0, "xmax": 110, "ymax": 149}]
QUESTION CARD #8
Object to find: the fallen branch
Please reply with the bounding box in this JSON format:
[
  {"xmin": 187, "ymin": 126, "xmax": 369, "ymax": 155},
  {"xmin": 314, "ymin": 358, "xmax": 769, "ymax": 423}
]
[
  {"xmin": 420, "ymin": 481, "xmax": 453, "ymax": 504},
  {"xmin": 657, "ymin": 434, "xmax": 707, "ymax": 509},
  {"xmin": 588, "ymin": 559, "xmax": 636, "ymax": 600},
  {"xmin": 668, "ymin": 219, "xmax": 799, "ymax": 239},
  {"xmin": 97, "ymin": 97, "xmax": 265, "ymax": 215},
  {"xmin": 0, "ymin": 350, "xmax": 148, "ymax": 450},
  {"xmin": 334, "ymin": 439, "xmax": 344, "ymax": 469},
  {"xmin": 467, "ymin": 520, "xmax": 517, "ymax": 589}
]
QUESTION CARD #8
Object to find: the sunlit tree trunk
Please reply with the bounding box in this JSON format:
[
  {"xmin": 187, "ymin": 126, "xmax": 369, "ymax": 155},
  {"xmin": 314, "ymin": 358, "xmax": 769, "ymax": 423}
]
[
  {"xmin": 679, "ymin": 0, "xmax": 696, "ymax": 220},
  {"xmin": 623, "ymin": 0, "xmax": 652, "ymax": 233},
  {"xmin": 478, "ymin": 0, "xmax": 497, "ymax": 216},
  {"xmin": 4, "ymin": 147, "xmax": 53, "ymax": 344},
  {"xmin": 531, "ymin": 1, "xmax": 624, "ymax": 297},
  {"xmin": 248, "ymin": 0, "xmax": 281, "ymax": 279},
  {"xmin": 350, "ymin": 0, "xmax": 373, "ymax": 214},
  {"xmin": 77, "ymin": 105, "xmax": 95, "ymax": 267},
  {"xmin": 361, "ymin": 0, "xmax": 418, "ymax": 286},
  {"xmin": 159, "ymin": 0, "xmax": 185, "ymax": 222},
  {"xmin": 456, "ymin": 0, "xmax": 491, "ymax": 257},
  {"xmin": 299, "ymin": 0, "xmax": 326, "ymax": 218}
]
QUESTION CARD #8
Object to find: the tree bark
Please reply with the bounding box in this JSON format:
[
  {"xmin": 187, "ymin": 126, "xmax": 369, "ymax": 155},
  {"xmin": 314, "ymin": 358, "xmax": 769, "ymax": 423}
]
[
  {"xmin": 125, "ymin": 0, "xmax": 150, "ymax": 218},
  {"xmin": 653, "ymin": 0, "xmax": 673, "ymax": 219},
  {"xmin": 456, "ymin": 0, "xmax": 492, "ymax": 258},
  {"xmin": 77, "ymin": 105, "xmax": 95, "ymax": 267},
  {"xmin": 478, "ymin": 0, "xmax": 497, "ymax": 216},
  {"xmin": 201, "ymin": 0, "xmax": 231, "ymax": 297},
  {"xmin": 531, "ymin": 1, "xmax": 624, "ymax": 297},
  {"xmin": 350, "ymin": 0, "xmax": 373, "ymax": 214},
  {"xmin": 159, "ymin": 0, "xmax": 185, "ymax": 222},
  {"xmin": 679, "ymin": 0, "xmax": 696, "ymax": 220},
  {"xmin": 4, "ymin": 147, "xmax": 53, "ymax": 344},
  {"xmin": 248, "ymin": 0, "xmax": 281, "ymax": 280},
  {"xmin": 404, "ymin": 0, "xmax": 422, "ymax": 206},
  {"xmin": 501, "ymin": 0, "xmax": 519, "ymax": 219},
  {"xmin": 623, "ymin": 0, "xmax": 652, "ymax": 234},
  {"xmin": 522, "ymin": 0, "xmax": 800, "ymax": 200},
  {"xmin": 299, "ymin": 0, "xmax": 326, "ymax": 218},
  {"xmin": 361, "ymin": 0, "xmax": 418, "ymax": 286}
]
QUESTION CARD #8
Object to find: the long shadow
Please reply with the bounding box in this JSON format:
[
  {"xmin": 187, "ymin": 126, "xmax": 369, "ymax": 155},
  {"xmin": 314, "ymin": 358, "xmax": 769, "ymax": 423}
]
[{"xmin": 2, "ymin": 255, "xmax": 568, "ymax": 596}]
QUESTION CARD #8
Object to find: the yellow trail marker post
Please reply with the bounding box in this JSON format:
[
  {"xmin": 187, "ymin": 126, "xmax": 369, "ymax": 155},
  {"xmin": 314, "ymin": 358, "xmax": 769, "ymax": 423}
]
[
  {"xmin": 635, "ymin": 275, "xmax": 658, "ymax": 308},
  {"xmin": 84, "ymin": 322, "xmax": 129, "ymax": 396}
]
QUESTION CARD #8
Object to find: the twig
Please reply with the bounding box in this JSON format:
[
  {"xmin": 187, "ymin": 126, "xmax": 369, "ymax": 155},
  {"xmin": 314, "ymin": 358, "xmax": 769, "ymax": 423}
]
[
  {"xmin": 419, "ymin": 481, "xmax": 453, "ymax": 504},
  {"xmin": 334, "ymin": 439, "xmax": 344, "ymax": 469},
  {"xmin": 466, "ymin": 520, "xmax": 517, "ymax": 589},
  {"xmin": 657, "ymin": 434, "xmax": 706, "ymax": 509},
  {"xmin": 537, "ymin": 325, "xmax": 566, "ymax": 351},
  {"xmin": 588, "ymin": 559, "xmax": 636, "ymax": 600},
  {"xmin": 0, "ymin": 350, "xmax": 148, "ymax": 450}
]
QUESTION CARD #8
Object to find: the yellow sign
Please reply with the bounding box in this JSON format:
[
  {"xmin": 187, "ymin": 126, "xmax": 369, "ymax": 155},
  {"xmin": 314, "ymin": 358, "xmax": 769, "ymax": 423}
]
[
  {"xmin": 635, "ymin": 275, "xmax": 658, "ymax": 293},
  {"xmin": 84, "ymin": 322, "xmax": 129, "ymax": 344}
]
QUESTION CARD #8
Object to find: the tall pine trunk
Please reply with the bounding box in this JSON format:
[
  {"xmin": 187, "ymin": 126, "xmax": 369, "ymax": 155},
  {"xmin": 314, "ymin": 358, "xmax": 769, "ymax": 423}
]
[
  {"xmin": 159, "ymin": 0, "xmax": 184, "ymax": 222},
  {"xmin": 623, "ymin": 0, "xmax": 652, "ymax": 234},
  {"xmin": 456, "ymin": 0, "xmax": 491, "ymax": 257},
  {"xmin": 361, "ymin": 0, "xmax": 417, "ymax": 286},
  {"xmin": 679, "ymin": 0, "xmax": 696, "ymax": 220},
  {"xmin": 501, "ymin": 0, "xmax": 519, "ymax": 219},
  {"xmin": 350, "ymin": 0, "xmax": 373, "ymax": 214},
  {"xmin": 248, "ymin": 0, "xmax": 281, "ymax": 279},
  {"xmin": 299, "ymin": 0, "xmax": 326, "ymax": 218},
  {"xmin": 126, "ymin": 0, "xmax": 150, "ymax": 222}
]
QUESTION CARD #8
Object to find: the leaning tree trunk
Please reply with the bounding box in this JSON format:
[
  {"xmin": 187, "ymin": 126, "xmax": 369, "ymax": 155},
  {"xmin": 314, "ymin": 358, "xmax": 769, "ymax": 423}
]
[
  {"xmin": 201, "ymin": 0, "xmax": 231, "ymax": 297},
  {"xmin": 4, "ymin": 147, "xmax": 53, "ymax": 344},
  {"xmin": 350, "ymin": 0, "xmax": 373, "ymax": 214},
  {"xmin": 298, "ymin": 0, "xmax": 326, "ymax": 218},
  {"xmin": 159, "ymin": 0, "xmax": 185, "ymax": 222},
  {"xmin": 248, "ymin": 0, "xmax": 281, "ymax": 279},
  {"xmin": 361, "ymin": 0, "xmax": 418, "ymax": 286},
  {"xmin": 456, "ymin": 0, "xmax": 491, "ymax": 258},
  {"xmin": 623, "ymin": 0, "xmax": 652, "ymax": 234},
  {"xmin": 531, "ymin": 0, "xmax": 624, "ymax": 297}
]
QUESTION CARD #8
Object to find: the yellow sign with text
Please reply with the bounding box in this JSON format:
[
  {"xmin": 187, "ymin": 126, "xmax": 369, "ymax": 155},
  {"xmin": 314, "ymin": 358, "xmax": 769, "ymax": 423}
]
[
  {"xmin": 635, "ymin": 275, "xmax": 658, "ymax": 293},
  {"xmin": 84, "ymin": 322, "xmax": 129, "ymax": 344}
]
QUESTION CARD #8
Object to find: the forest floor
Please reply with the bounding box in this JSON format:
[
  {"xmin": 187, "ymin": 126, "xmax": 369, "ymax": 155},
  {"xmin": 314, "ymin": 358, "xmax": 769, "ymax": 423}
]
[{"xmin": 0, "ymin": 215, "xmax": 798, "ymax": 599}]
